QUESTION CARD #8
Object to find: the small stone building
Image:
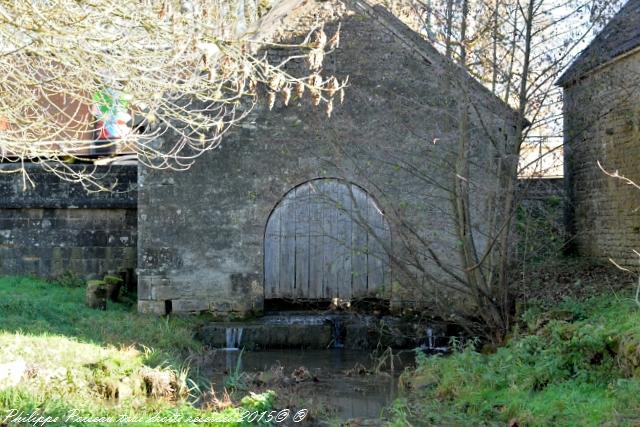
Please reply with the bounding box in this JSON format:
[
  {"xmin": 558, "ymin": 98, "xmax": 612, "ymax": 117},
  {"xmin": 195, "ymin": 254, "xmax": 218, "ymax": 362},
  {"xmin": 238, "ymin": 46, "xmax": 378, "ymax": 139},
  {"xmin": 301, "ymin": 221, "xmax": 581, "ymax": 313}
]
[
  {"xmin": 137, "ymin": 0, "xmax": 522, "ymax": 315},
  {"xmin": 558, "ymin": 0, "xmax": 640, "ymax": 268}
]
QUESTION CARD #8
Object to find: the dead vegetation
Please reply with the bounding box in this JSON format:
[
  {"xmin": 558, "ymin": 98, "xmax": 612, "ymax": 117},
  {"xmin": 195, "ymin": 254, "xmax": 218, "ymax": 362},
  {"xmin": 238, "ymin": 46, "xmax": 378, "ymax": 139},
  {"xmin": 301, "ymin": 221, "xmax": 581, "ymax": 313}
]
[
  {"xmin": 139, "ymin": 366, "xmax": 189, "ymax": 399},
  {"xmin": 513, "ymin": 257, "xmax": 636, "ymax": 306}
]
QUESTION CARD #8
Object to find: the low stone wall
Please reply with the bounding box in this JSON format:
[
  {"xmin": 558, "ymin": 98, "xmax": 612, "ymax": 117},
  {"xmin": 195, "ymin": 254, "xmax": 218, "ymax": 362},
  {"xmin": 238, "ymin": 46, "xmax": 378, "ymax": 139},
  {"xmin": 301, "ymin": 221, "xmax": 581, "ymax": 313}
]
[
  {"xmin": 0, "ymin": 164, "xmax": 137, "ymax": 279},
  {"xmin": 517, "ymin": 177, "xmax": 565, "ymax": 218},
  {"xmin": 196, "ymin": 314, "xmax": 448, "ymax": 350}
]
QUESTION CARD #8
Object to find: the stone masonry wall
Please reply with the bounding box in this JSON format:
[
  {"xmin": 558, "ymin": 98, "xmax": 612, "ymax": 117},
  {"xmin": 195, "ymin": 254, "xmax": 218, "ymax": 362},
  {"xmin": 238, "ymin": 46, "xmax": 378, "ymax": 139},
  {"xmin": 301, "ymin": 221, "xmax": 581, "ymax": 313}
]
[
  {"xmin": 137, "ymin": 0, "xmax": 520, "ymax": 316},
  {"xmin": 563, "ymin": 51, "xmax": 640, "ymax": 269},
  {"xmin": 0, "ymin": 164, "xmax": 137, "ymax": 279}
]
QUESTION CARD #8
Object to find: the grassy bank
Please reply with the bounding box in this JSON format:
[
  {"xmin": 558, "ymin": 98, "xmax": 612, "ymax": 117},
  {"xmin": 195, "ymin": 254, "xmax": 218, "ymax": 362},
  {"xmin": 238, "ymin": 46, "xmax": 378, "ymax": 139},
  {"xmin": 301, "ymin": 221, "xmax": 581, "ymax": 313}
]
[
  {"xmin": 392, "ymin": 289, "xmax": 640, "ymax": 426},
  {"xmin": 0, "ymin": 276, "xmax": 272, "ymax": 426}
]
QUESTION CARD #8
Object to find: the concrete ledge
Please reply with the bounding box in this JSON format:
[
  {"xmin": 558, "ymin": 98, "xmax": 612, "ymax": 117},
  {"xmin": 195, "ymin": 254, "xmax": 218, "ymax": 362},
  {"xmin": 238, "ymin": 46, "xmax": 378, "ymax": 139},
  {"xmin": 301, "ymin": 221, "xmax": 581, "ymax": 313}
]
[{"xmin": 196, "ymin": 314, "xmax": 448, "ymax": 350}]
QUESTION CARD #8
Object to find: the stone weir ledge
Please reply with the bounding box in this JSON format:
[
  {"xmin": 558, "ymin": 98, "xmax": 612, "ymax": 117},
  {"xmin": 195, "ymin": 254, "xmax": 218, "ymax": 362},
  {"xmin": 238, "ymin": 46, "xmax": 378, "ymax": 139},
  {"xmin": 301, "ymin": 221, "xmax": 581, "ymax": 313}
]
[{"xmin": 196, "ymin": 313, "xmax": 452, "ymax": 351}]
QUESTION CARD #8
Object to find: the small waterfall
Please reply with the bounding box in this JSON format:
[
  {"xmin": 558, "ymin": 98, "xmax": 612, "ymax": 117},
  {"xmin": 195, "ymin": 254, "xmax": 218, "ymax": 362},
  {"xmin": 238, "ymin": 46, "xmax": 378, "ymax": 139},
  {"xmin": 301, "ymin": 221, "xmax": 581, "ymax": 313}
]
[
  {"xmin": 426, "ymin": 327, "xmax": 435, "ymax": 350},
  {"xmin": 420, "ymin": 326, "xmax": 450, "ymax": 355},
  {"xmin": 331, "ymin": 318, "xmax": 345, "ymax": 348},
  {"xmin": 225, "ymin": 327, "xmax": 243, "ymax": 350}
]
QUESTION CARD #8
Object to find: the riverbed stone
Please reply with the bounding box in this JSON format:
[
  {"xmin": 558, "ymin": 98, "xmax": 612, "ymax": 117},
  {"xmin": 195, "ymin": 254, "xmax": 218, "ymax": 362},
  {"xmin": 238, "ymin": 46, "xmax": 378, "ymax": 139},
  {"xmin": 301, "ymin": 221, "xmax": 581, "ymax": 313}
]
[
  {"xmin": 138, "ymin": 300, "xmax": 167, "ymax": 315},
  {"xmin": 85, "ymin": 280, "xmax": 108, "ymax": 310}
]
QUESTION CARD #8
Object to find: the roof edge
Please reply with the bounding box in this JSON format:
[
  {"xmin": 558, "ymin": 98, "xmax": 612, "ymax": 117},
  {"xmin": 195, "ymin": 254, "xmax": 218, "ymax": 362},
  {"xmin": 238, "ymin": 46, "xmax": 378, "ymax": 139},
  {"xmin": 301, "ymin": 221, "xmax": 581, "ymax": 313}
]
[
  {"xmin": 360, "ymin": 1, "xmax": 528, "ymax": 126},
  {"xmin": 556, "ymin": 0, "xmax": 640, "ymax": 87},
  {"xmin": 557, "ymin": 43, "xmax": 640, "ymax": 87}
]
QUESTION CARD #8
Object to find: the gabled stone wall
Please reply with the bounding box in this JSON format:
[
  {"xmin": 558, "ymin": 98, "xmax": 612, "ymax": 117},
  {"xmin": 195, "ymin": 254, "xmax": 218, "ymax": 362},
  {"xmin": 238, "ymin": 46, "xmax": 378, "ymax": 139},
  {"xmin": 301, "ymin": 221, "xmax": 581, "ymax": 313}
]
[
  {"xmin": 137, "ymin": 0, "xmax": 520, "ymax": 316},
  {"xmin": 563, "ymin": 52, "xmax": 640, "ymax": 268}
]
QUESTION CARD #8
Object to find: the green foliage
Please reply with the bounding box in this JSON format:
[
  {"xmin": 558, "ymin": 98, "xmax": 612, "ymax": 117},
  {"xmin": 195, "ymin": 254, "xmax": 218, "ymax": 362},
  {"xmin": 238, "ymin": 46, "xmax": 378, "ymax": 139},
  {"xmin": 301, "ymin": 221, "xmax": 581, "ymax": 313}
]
[
  {"xmin": 393, "ymin": 292, "xmax": 640, "ymax": 426},
  {"xmin": 240, "ymin": 390, "xmax": 275, "ymax": 412},
  {"xmin": 103, "ymin": 275, "xmax": 124, "ymax": 286},
  {"xmin": 515, "ymin": 199, "xmax": 565, "ymax": 263},
  {"xmin": 385, "ymin": 398, "xmax": 411, "ymax": 427},
  {"xmin": 225, "ymin": 349, "xmax": 247, "ymax": 391},
  {"xmin": 86, "ymin": 279, "xmax": 107, "ymax": 288},
  {"xmin": 50, "ymin": 271, "xmax": 85, "ymax": 288}
]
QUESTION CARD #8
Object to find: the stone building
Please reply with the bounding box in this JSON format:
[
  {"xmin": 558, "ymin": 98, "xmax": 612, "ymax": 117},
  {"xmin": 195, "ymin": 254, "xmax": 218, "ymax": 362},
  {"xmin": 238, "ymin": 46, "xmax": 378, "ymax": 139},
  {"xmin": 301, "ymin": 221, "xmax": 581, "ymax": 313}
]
[
  {"xmin": 136, "ymin": 0, "xmax": 522, "ymax": 315},
  {"xmin": 558, "ymin": 0, "xmax": 640, "ymax": 268}
]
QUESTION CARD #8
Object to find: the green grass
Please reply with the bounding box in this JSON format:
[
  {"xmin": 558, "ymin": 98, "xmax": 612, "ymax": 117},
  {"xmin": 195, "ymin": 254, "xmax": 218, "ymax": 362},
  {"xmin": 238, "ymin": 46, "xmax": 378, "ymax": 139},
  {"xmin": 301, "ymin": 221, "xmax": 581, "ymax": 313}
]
[
  {"xmin": 0, "ymin": 276, "xmax": 273, "ymax": 426},
  {"xmin": 0, "ymin": 276, "xmax": 198, "ymax": 361},
  {"xmin": 392, "ymin": 291, "xmax": 640, "ymax": 426}
]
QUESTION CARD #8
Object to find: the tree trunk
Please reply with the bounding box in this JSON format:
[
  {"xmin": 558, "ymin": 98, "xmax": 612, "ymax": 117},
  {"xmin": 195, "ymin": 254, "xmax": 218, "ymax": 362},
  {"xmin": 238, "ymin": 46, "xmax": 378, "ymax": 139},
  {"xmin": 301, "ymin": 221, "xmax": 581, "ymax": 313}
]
[
  {"xmin": 445, "ymin": 0, "xmax": 455, "ymax": 58},
  {"xmin": 491, "ymin": 0, "xmax": 500, "ymax": 93}
]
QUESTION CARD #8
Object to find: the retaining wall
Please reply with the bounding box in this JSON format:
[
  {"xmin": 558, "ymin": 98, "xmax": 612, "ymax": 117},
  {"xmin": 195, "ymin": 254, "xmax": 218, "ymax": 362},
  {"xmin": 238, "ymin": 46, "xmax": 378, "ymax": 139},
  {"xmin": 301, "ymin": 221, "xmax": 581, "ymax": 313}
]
[{"xmin": 0, "ymin": 164, "xmax": 137, "ymax": 279}]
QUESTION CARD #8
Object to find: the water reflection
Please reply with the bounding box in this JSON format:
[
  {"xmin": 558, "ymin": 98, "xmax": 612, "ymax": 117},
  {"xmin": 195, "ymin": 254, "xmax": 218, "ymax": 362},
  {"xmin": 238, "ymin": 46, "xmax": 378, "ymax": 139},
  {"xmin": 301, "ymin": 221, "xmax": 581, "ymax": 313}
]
[{"xmin": 200, "ymin": 349, "xmax": 415, "ymax": 423}]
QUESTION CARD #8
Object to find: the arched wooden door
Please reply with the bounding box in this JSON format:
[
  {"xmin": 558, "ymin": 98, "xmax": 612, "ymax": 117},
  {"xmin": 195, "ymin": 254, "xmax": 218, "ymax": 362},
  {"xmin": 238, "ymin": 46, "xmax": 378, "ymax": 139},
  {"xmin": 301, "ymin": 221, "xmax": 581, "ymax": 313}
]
[{"xmin": 264, "ymin": 179, "xmax": 391, "ymax": 300}]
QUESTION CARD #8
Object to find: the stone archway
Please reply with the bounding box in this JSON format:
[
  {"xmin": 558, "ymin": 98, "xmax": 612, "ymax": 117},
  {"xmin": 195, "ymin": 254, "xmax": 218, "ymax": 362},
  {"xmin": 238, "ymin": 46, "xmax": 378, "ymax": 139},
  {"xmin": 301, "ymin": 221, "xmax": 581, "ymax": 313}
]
[{"xmin": 264, "ymin": 178, "xmax": 391, "ymax": 301}]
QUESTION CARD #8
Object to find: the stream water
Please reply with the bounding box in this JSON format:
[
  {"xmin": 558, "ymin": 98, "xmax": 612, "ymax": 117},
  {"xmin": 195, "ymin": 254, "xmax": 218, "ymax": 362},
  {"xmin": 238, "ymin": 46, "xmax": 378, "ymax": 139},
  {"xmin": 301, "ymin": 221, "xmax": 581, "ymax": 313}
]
[{"xmin": 198, "ymin": 348, "xmax": 416, "ymax": 425}]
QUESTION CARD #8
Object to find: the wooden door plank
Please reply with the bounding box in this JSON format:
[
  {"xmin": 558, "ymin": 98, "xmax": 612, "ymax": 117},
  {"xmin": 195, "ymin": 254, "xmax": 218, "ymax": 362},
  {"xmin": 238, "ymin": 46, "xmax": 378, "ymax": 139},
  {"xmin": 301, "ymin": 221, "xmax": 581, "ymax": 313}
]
[
  {"xmin": 308, "ymin": 181, "xmax": 324, "ymax": 299},
  {"xmin": 264, "ymin": 207, "xmax": 280, "ymax": 299},
  {"xmin": 367, "ymin": 194, "xmax": 385, "ymax": 296},
  {"xmin": 279, "ymin": 192, "xmax": 296, "ymax": 298},
  {"xmin": 351, "ymin": 186, "xmax": 368, "ymax": 298},
  {"xmin": 336, "ymin": 183, "xmax": 353, "ymax": 299},
  {"xmin": 381, "ymin": 219, "xmax": 391, "ymax": 294},
  {"xmin": 294, "ymin": 184, "xmax": 310, "ymax": 299},
  {"xmin": 321, "ymin": 180, "xmax": 338, "ymax": 299}
]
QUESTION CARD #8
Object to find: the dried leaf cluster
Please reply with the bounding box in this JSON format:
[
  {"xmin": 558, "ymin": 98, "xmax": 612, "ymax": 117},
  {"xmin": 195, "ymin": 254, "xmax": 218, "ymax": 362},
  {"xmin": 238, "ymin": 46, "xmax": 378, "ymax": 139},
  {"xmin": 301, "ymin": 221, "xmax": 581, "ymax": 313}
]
[{"xmin": 265, "ymin": 23, "xmax": 347, "ymax": 118}]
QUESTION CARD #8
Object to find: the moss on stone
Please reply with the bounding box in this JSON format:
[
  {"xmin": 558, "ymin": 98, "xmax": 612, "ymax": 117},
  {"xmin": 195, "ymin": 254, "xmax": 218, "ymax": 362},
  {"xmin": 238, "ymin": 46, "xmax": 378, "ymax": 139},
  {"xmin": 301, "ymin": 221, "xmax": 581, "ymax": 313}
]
[
  {"xmin": 103, "ymin": 275, "xmax": 123, "ymax": 286},
  {"xmin": 86, "ymin": 279, "xmax": 107, "ymax": 288}
]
